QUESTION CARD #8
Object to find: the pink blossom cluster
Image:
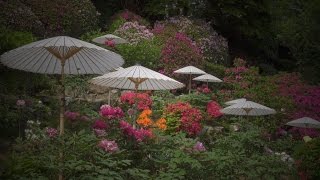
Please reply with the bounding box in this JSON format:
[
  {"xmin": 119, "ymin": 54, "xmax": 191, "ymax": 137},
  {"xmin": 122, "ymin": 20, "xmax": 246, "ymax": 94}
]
[
  {"xmin": 99, "ymin": 105, "xmax": 124, "ymax": 119},
  {"xmin": 46, "ymin": 127, "xmax": 58, "ymax": 138},
  {"xmin": 114, "ymin": 21, "xmax": 153, "ymax": 44},
  {"xmin": 64, "ymin": 111, "xmax": 80, "ymax": 121},
  {"xmin": 165, "ymin": 102, "xmax": 192, "ymax": 115},
  {"xmin": 104, "ymin": 39, "xmax": 115, "ymax": 47},
  {"xmin": 197, "ymin": 85, "xmax": 211, "ymax": 94},
  {"xmin": 193, "ymin": 141, "xmax": 206, "ymax": 152},
  {"xmin": 16, "ymin": 99, "xmax": 26, "ymax": 106},
  {"xmin": 180, "ymin": 108, "xmax": 203, "ymax": 136},
  {"xmin": 93, "ymin": 119, "xmax": 107, "ymax": 130},
  {"xmin": 119, "ymin": 120, "xmax": 152, "ymax": 142},
  {"xmin": 98, "ymin": 139, "xmax": 119, "ymax": 153},
  {"xmin": 120, "ymin": 92, "xmax": 152, "ymax": 110},
  {"xmin": 206, "ymin": 101, "xmax": 223, "ymax": 118},
  {"xmin": 118, "ymin": 9, "xmax": 144, "ymax": 23}
]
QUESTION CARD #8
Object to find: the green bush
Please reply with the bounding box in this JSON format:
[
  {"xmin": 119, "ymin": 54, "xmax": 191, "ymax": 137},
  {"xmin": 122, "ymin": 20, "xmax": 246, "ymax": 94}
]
[
  {"xmin": 294, "ymin": 138, "xmax": 320, "ymax": 179},
  {"xmin": 117, "ymin": 38, "xmax": 163, "ymax": 68},
  {"xmin": 0, "ymin": 28, "xmax": 36, "ymax": 54}
]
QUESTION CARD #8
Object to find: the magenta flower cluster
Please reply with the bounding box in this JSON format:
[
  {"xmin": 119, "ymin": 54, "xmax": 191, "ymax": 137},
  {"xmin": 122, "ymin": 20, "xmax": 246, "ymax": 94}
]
[
  {"xmin": 119, "ymin": 120, "xmax": 152, "ymax": 142},
  {"xmin": 160, "ymin": 32, "xmax": 204, "ymax": 75},
  {"xmin": 193, "ymin": 141, "xmax": 206, "ymax": 152},
  {"xmin": 99, "ymin": 105, "xmax": 124, "ymax": 119},
  {"xmin": 120, "ymin": 92, "xmax": 152, "ymax": 110},
  {"xmin": 16, "ymin": 99, "xmax": 26, "ymax": 106},
  {"xmin": 197, "ymin": 85, "xmax": 212, "ymax": 94},
  {"xmin": 98, "ymin": 139, "xmax": 119, "ymax": 153},
  {"xmin": 206, "ymin": 101, "xmax": 223, "ymax": 118},
  {"xmin": 180, "ymin": 108, "xmax": 203, "ymax": 136},
  {"xmin": 93, "ymin": 119, "xmax": 107, "ymax": 130},
  {"xmin": 64, "ymin": 111, "xmax": 80, "ymax": 121},
  {"xmin": 46, "ymin": 127, "xmax": 58, "ymax": 138}
]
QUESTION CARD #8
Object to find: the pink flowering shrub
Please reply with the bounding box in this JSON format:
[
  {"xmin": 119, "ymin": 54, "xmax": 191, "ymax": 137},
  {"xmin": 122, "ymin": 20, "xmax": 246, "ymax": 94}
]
[
  {"xmin": 206, "ymin": 101, "xmax": 223, "ymax": 118},
  {"xmin": 99, "ymin": 105, "xmax": 124, "ymax": 120},
  {"xmin": 154, "ymin": 16, "xmax": 228, "ymax": 64},
  {"xmin": 16, "ymin": 99, "xmax": 26, "ymax": 106},
  {"xmin": 160, "ymin": 32, "xmax": 204, "ymax": 75},
  {"xmin": 119, "ymin": 120, "xmax": 152, "ymax": 142},
  {"xmin": 114, "ymin": 21, "xmax": 154, "ymax": 44},
  {"xmin": 197, "ymin": 84, "xmax": 212, "ymax": 94},
  {"xmin": 98, "ymin": 139, "xmax": 119, "ymax": 153},
  {"xmin": 273, "ymin": 73, "xmax": 320, "ymax": 137},
  {"xmin": 164, "ymin": 102, "xmax": 203, "ymax": 136},
  {"xmin": 120, "ymin": 92, "xmax": 152, "ymax": 110}
]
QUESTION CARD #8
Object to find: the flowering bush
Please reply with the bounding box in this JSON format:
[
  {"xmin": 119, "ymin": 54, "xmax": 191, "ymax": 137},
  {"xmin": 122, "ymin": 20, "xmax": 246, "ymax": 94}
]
[
  {"xmin": 99, "ymin": 105, "xmax": 124, "ymax": 120},
  {"xmin": 120, "ymin": 91, "xmax": 152, "ymax": 110},
  {"xmin": 206, "ymin": 101, "xmax": 223, "ymax": 118},
  {"xmin": 273, "ymin": 73, "xmax": 320, "ymax": 137},
  {"xmin": 160, "ymin": 32, "xmax": 204, "ymax": 75},
  {"xmin": 114, "ymin": 21, "xmax": 154, "ymax": 44},
  {"xmin": 136, "ymin": 109, "xmax": 153, "ymax": 128},
  {"xmin": 164, "ymin": 102, "xmax": 203, "ymax": 136},
  {"xmin": 98, "ymin": 139, "xmax": 119, "ymax": 153},
  {"xmin": 196, "ymin": 84, "xmax": 211, "ymax": 94},
  {"xmin": 119, "ymin": 120, "xmax": 152, "ymax": 142},
  {"xmin": 154, "ymin": 16, "xmax": 228, "ymax": 64},
  {"xmin": 104, "ymin": 39, "xmax": 115, "ymax": 47}
]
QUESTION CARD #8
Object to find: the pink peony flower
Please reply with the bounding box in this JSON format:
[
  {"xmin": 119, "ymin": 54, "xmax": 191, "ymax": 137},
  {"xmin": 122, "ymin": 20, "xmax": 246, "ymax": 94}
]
[
  {"xmin": 16, "ymin": 99, "xmax": 25, "ymax": 106},
  {"xmin": 206, "ymin": 101, "xmax": 223, "ymax": 118},
  {"xmin": 193, "ymin": 141, "xmax": 206, "ymax": 152},
  {"xmin": 93, "ymin": 119, "xmax": 107, "ymax": 130},
  {"xmin": 99, "ymin": 105, "xmax": 124, "ymax": 119},
  {"xmin": 98, "ymin": 139, "xmax": 119, "ymax": 153},
  {"xmin": 46, "ymin": 127, "xmax": 58, "ymax": 138},
  {"xmin": 94, "ymin": 129, "xmax": 107, "ymax": 137},
  {"xmin": 64, "ymin": 111, "xmax": 80, "ymax": 121}
]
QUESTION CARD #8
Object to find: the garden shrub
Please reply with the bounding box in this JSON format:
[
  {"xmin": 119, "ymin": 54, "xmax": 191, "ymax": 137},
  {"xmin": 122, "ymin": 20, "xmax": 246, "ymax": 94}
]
[
  {"xmin": 160, "ymin": 32, "xmax": 204, "ymax": 76},
  {"xmin": 1, "ymin": 0, "xmax": 99, "ymax": 37},
  {"xmin": 0, "ymin": 28, "xmax": 36, "ymax": 54},
  {"xmin": 116, "ymin": 38, "xmax": 163, "ymax": 68},
  {"xmin": 294, "ymin": 138, "xmax": 320, "ymax": 179},
  {"xmin": 154, "ymin": 16, "xmax": 229, "ymax": 65}
]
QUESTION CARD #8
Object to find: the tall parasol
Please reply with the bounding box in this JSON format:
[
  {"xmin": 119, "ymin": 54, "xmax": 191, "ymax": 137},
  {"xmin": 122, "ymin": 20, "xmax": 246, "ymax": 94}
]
[
  {"xmin": 193, "ymin": 73, "xmax": 222, "ymax": 86},
  {"xmin": 174, "ymin": 66, "xmax": 205, "ymax": 94},
  {"xmin": 1, "ymin": 36, "xmax": 124, "ymax": 135},
  {"xmin": 220, "ymin": 101, "xmax": 276, "ymax": 116}
]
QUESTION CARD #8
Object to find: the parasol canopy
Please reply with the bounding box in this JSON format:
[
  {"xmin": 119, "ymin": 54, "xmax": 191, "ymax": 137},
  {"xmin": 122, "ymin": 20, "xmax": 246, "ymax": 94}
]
[
  {"xmin": 286, "ymin": 117, "xmax": 320, "ymax": 129},
  {"xmin": 220, "ymin": 101, "xmax": 276, "ymax": 116},
  {"xmin": 173, "ymin": 66, "xmax": 205, "ymax": 93},
  {"xmin": 92, "ymin": 34, "xmax": 128, "ymax": 45},
  {"xmin": 90, "ymin": 65, "xmax": 185, "ymax": 90},
  {"xmin": 225, "ymin": 98, "xmax": 247, "ymax": 106}
]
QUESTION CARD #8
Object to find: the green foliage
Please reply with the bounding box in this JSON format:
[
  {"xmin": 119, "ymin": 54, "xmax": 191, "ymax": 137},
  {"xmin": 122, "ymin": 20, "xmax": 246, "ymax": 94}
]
[
  {"xmin": 204, "ymin": 61, "xmax": 226, "ymax": 79},
  {"xmin": 108, "ymin": 17, "xmax": 127, "ymax": 33},
  {"xmin": 0, "ymin": 28, "xmax": 36, "ymax": 54},
  {"xmin": 79, "ymin": 29, "xmax": 106, "ymax": 43},
  {"xmin": 117, "ymin": 38, "xmax": 163, "ymax": 68},
  {"xmin": 294, "ymin": 138, "xmax": 320, "ymax": 179},
  {"xmin": 203, "ymin": 122, "xmax": 295, "ymax": 179},
  {"xmin": 177, "ymin": 92, "xmax": 211, "ymax": 111},
  {"xmin": 151, "ymin": 91, "xmax": 176, "ymax": 118}
]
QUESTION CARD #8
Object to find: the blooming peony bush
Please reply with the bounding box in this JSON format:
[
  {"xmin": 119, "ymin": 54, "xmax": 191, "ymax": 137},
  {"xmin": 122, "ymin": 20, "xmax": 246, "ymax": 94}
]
[
  {"xmin": 119, "ymin": 120, "xmax": 152, "ymax": 142},
  {"xmin": 98, "ymin": 139, "xmax": 119, "ymax": 153},
  {"xmin": 120, "ymin": 91, "xmax": 152, "ymax": 110},
  {"xmin": 99, "ymin": 104, "xmax": 124, "ymax": 120},
  {"xmin": 206, "ymin": 101, "xmax": 223, "ymax": 118},
  {"xmin": 164, "ymin": 102, "xmax": 203, "ymax": 136},
  {"xmin": 160, "ymin": 32, "xmax": 204, "ymax": 75}
]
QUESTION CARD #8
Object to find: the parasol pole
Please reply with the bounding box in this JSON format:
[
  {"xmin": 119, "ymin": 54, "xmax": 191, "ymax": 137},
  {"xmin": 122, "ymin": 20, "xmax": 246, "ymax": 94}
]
[
  {"xmin": 206, "ymin": 79, "xmax": 209, "ymax": 87},
  {"xmin": 108, "ymin": 89, "xmax": 111, "ymax": 105},
  {"xmin": 60, "ymin": 60, "xmax": 66, "ymax": 135},
  {"xmin": 189, "ymin": 74, "xmax": 192, "ymax": 94}
]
